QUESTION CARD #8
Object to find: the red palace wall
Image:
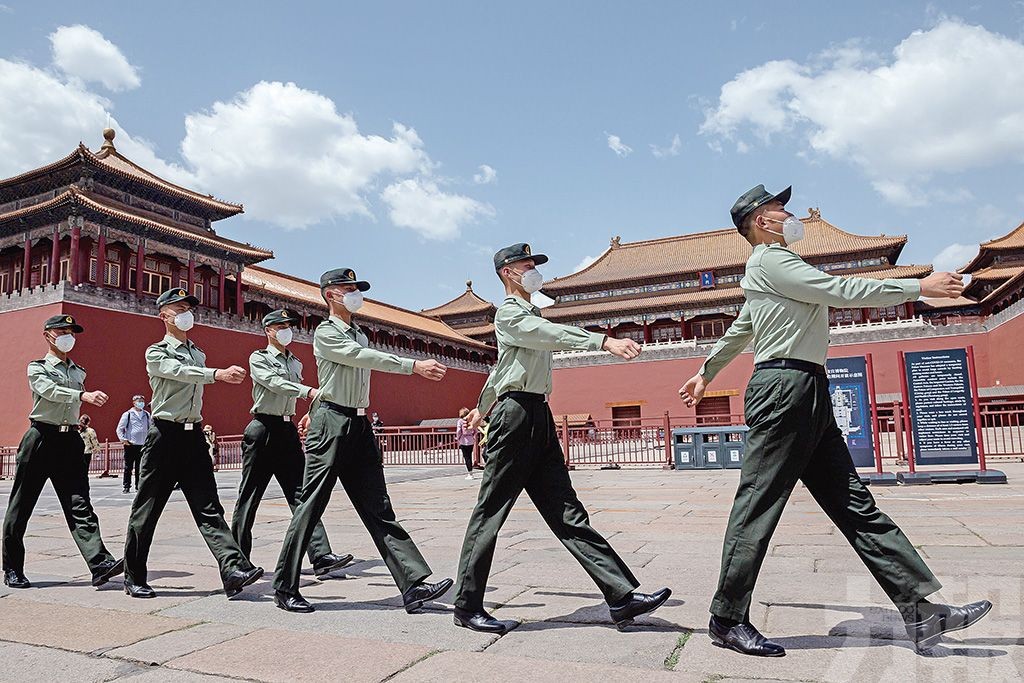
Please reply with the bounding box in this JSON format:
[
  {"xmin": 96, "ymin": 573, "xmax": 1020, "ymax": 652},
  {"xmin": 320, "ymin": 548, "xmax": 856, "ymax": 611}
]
[
  {"xmin": 550, "ymin": 316, "xmax": 1022, "ymax": 422},
  {"xmin": 0, "ymin": 302, "xmax": 487, "ymax": 446}
]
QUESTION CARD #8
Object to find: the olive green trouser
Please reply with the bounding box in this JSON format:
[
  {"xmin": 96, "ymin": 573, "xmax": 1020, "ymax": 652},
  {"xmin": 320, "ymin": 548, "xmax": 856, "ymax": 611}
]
[
  {"xmin": 273, "ymin": 405, "xmax": 431, "ymax": 595},
  {"xmin": 124, "ymin": 421, "xmax": 253, "ymax": 586},
  {"xmin": 230, "ymin": 416, "xmax": 333, "ymax": 564},
  {"xmin": 455, "ymin": 396, "xmax": 639, "ymax": 612},
  {"xmin": 711, "ymin": 367, "xmax": 942, "ymax": 622},
  {"xmin": 2, "ymin": 423, "xmax": 115, "ymax": 574}
]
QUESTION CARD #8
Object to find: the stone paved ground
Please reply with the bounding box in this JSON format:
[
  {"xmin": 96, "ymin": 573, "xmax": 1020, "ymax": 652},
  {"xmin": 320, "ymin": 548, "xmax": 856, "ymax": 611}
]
[{"xmin": 0, "ymin": 463, "xmax": 1021, "ymax": 682}]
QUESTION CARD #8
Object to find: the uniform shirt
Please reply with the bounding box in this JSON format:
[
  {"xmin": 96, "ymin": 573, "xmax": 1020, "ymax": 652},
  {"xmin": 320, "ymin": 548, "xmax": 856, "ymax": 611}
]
[
  {"xmin": 699, "ymin": 244, "xmax": 922, "ymax": 382},
  {"xmin": 313, "ymin": 316, "xmax": 414, "ymax": 409},
  {"xmin": 476, "ymin": 295, "xmax": 605, "ymax": 412},
  {"xmin": 116, "ymin": 408, "xmax": 151, "ymax": 445},
  {"xmin": 27, "ymin": 353, "xmax": 85, "ymax": 426},
  {"xmin": 145, "ymin": 335, "xmax": 216, "ymax": 422},
  {"xmin": 249, "ymin": 345, "xmax": 313, "ymax": 416}
]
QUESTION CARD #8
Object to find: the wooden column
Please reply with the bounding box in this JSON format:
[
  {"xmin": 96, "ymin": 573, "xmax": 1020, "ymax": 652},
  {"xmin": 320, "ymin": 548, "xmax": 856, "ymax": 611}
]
[
  {"xmin": 22, "ymin": 236, "xmax": 31, "ymax": 291},
  {"xmin": 234, "ymin": 270, "xmax": 244, "ymax": 317},
  {"xmin": 187, "ymin": 256, "xmax": 196, "ymax": 295},
  {"xmin": 643, "ymin": 321, "xmax": 652, "ymax": 343},
  {"xmin": 69, "ymin": 224, "xmax": 81, "ymax": 285},
  {"xmin": 49, "ymin": 228, "xmax": 60, "ymax": 285},
  {"xmin": 217, "ymin": 265, "xmax": 226, "ymax": 313},
  {"xmin": 96, "ymin": 233, "xmax": 107, "ymax": 288},
  {"xmin": 135, "ymin": 241, "xmax": 144, "ymax": 296}
]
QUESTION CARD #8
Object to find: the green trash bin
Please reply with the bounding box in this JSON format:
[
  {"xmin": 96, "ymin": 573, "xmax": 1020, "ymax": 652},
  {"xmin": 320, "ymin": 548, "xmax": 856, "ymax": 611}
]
[
  {"xmin": 699, "ymin": 431, "xmax": 725, "ymax": 469},
  {"xmin": 722, "ymin": 427, "xmax": 749, "ymax": 469},
  {"xmin": 672, "ymin": 429, "xmax": 698, "ymax": 470}
]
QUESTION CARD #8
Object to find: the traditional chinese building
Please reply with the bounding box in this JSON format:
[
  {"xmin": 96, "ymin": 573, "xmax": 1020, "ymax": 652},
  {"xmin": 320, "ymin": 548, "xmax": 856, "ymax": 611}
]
[
  {"xmin": 0, "ymin": 130, "xmax": 490, "ymax": 446},
  {"xmin": 420, "ymin": 280, "xmax": 497, "ymax": 346},
  {"xmin": 957, "ymin": 220, "xmax": 1024, "ymax": 315},
  {"xmin": 539, "ymin": 209, "xmax": 932, "ymax": 343}
]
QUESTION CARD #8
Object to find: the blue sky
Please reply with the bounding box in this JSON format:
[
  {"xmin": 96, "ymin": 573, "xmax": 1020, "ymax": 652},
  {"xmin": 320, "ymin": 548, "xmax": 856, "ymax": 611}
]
[{"xmin": 2, "ymin": 1, "xmax": 1024, "ymax": 310}]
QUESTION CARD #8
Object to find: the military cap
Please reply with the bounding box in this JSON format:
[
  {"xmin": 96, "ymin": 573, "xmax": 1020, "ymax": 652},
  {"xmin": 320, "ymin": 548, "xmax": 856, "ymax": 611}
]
[
  {"xmin": 262, "ymin": 308, "xmax": 302, "ymax": 327},
  {"xmin": 43, "ymin": 314, "xmax": 83, "ymax": 333},
  {"xmin": 155, "ymin": 287, "xmax": 200, "ymax": 309},
  {"xmin": 493, "ymin": 243, "xmax": 548, "ymax": 271},
  {"xmin": 319, "ymin": 268, "xmax": 370, "ymax": 292},
  {"xmin": 730, "ymin": 184, "xmax": 792, "ymax": 229}
]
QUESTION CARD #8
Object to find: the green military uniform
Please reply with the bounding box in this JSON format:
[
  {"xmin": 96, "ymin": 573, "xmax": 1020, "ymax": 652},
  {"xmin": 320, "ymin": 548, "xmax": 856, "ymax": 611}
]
[
  {"xmin": 454, "ymin": 244, "xmax": 640, "ymax": 614},
  {"xmin": 273, "ymin": 269, "xmax": 433, "ymax": 596},
  {"xmin": 231, "ymin": 309, "xmax": 336, "ymax": 564},
  {"xmin": 2, "ymin": 315, "xmax": 117, "ymax": 580},
  {"xmin": 124, "ymin": 289, "xmax": 255, "ymax": 589},
  {"xmin": 703, "ymin": 185, "xmax": 940, "ymax": 622}
]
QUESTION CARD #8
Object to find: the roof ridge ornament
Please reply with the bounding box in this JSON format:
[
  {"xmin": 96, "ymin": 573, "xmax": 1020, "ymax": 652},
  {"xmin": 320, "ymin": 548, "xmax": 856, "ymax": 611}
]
[
  {"xmin": 808, "ymin": 207, "xmax": 821, "ymax": 220},
  {"xmin": 466, "ymin": 279, "xmax": 473, "ymax": 290},
  {"xmin": 100, "ymin": 128, "xmax": 116, "ymax": 154},
  {"xmin": 610, "ymin": 235, "xmax": 621, "ymax": 249}
]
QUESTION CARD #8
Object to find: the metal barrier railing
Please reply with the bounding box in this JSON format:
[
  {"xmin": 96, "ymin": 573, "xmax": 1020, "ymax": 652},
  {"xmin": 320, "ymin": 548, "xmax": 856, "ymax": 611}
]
[{"xmin": 1, "ymin": 403, "xmax": 1021, "ymax": 480}]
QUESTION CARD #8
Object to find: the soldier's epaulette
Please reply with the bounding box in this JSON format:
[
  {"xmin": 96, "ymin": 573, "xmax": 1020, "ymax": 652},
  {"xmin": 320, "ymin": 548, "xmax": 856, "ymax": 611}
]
[{"xmin": 28, "ymin": 359, "xmax": 46, "ymax": 366}]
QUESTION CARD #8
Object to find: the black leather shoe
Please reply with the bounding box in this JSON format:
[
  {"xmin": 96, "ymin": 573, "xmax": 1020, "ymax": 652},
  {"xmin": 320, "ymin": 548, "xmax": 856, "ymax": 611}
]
[
  {"xmin": 453, "ymin": 606, "xmax": 519, "ymax": 634},
  {"xmin": 906, "ymin": 600, "xmax": 992, "ymax": 650},
  {"xmin": 223, "ymin": 566, "xmax": 264, "ymax": 598},
  {"xmin": 709, "ymin": 616, "xmax": 785, "ymax": 657},
  {"xmin": 274, "ymin": 590, "xmax": 314, "ymax": 613},
  {"xmin": 91, "ymin": 558, "xmax": 124, "ymax": 587},
  {"xmin": 3, "ymin": 569, "xmax": 30, "ymax": 589},
  {"xmin": 124, "ymin": 581, "xmax": 156, "ymax": 598},
  {"xmin": 402, "ymin": 577, "xmax": 454, "ymax": 613},
  {"xmin": 609, "ymin": 588, "xmax": 672, "ymax": 630},
  {"xmin": 313, "ymin": 553, "xmax": 354, "ymax": 578},
  {"xmin": 122, "ymin": 487, "xmax": 130, "ymax": 494}
]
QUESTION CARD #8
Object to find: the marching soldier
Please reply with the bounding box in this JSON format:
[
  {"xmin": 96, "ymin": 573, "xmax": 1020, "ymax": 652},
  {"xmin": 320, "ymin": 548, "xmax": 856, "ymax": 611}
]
[
  {"xmin": 456, "ymin": 244, "xmax": 671, "ymax": 634},
  {"xmin": 2, "ymin": 314, "xmax": 123, "ymax": 589},
  {"xmin": 681, "ymin": 184, "xmax": 992, "ymax": 655},
  {"xmin": 273, "ymin": 268, "xmax": 452, "ymax": 613},
  {"xmin": 123, "ymin": 288, "xmax": 263, "ymax": 599},
  {"xmin": 230, "ymin": 309, "xmax": 353, "ymax": 577}
]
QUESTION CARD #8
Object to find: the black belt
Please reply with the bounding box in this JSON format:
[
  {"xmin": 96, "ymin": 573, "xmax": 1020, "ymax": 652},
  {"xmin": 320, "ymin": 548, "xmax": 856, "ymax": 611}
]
[
  {"xmin": 253, "ymin": 413, "xmax": 294, "ymax": 424},
  {"xmin": 321, "ymin": 401, "xmax": 366, "ymax": 418},
  {"xmin": 754, "ymin": 359, "xmax": 826, "ymax": 376},
  {"xmin": 30, "ymin": 420, "xmax": 77, "ymax": 434},
  {"xmin": 154, "ymin": 418, "xmax": 203, "ymax": 431},
  {"xmin": 498, "ymin": 391, "xmax": 546, "ymax": 403}
]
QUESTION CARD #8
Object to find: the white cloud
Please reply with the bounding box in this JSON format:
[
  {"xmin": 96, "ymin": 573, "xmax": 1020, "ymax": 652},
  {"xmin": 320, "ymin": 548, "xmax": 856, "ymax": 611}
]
[
  {"xmin": 50, "ymin": 25, "xmax": 140, "ymax": 91},
  {"xmin": 701, "ymin": 20, "xmax": 1024, "ymax": 203},
  {"xmin": 650, "ymin": 134, "xmax": 682, "ymax": 158},
  {"xmin": 606, "ymin": 133, "xmax": 633, "ymax": 157},
  {"xmin": 181, "ymin": 81, "xmax": 431, "ymax": 229},
  {"xmin": 1, "ymin": 31, "xmax": 492, "ymax": 241},
  {"xmin": 473, "ymin": 164, "xmax": 497, "ymax": 184},
  {"xmin": 932, "ymin": 242, "xmax": 979, "ymax": 272},
  {"xmin": 573, "ymin": 254, "xmax": 598, "ymax": 272},
  {"xmin": 0, "ymin": 59, "xmax": 184, "ymax": 184},
  {"xmin": 532, "ymin": 291, "xmax": 555, "ymax": 308},
  {"xmin": 381, "ymin": 177, "xmax": 494, "ymax": 240}
]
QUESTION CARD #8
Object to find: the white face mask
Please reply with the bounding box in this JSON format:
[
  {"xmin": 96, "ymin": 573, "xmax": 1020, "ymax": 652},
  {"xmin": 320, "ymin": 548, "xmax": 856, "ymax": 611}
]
[
  {"xmin": 275, "ymin": 327, "xmax": 293, "ymax": 346},
  {"xmin": 172, "ymin": 310, "xmax": 195, "ymax": 332},
  {"xmin": 763, "ymin": 215, "xmax": 805, "ymax": 245},
  {"xmin": 510, "ymin": 267, "xmax": 544, "ymax": 293},
  {"xmin": 53, "ymin": 333, "xmax": 76, "ymax": 353},
  {"xmin": 342, "ymin": 290, "xmax": 364, "ymax": 313}
]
